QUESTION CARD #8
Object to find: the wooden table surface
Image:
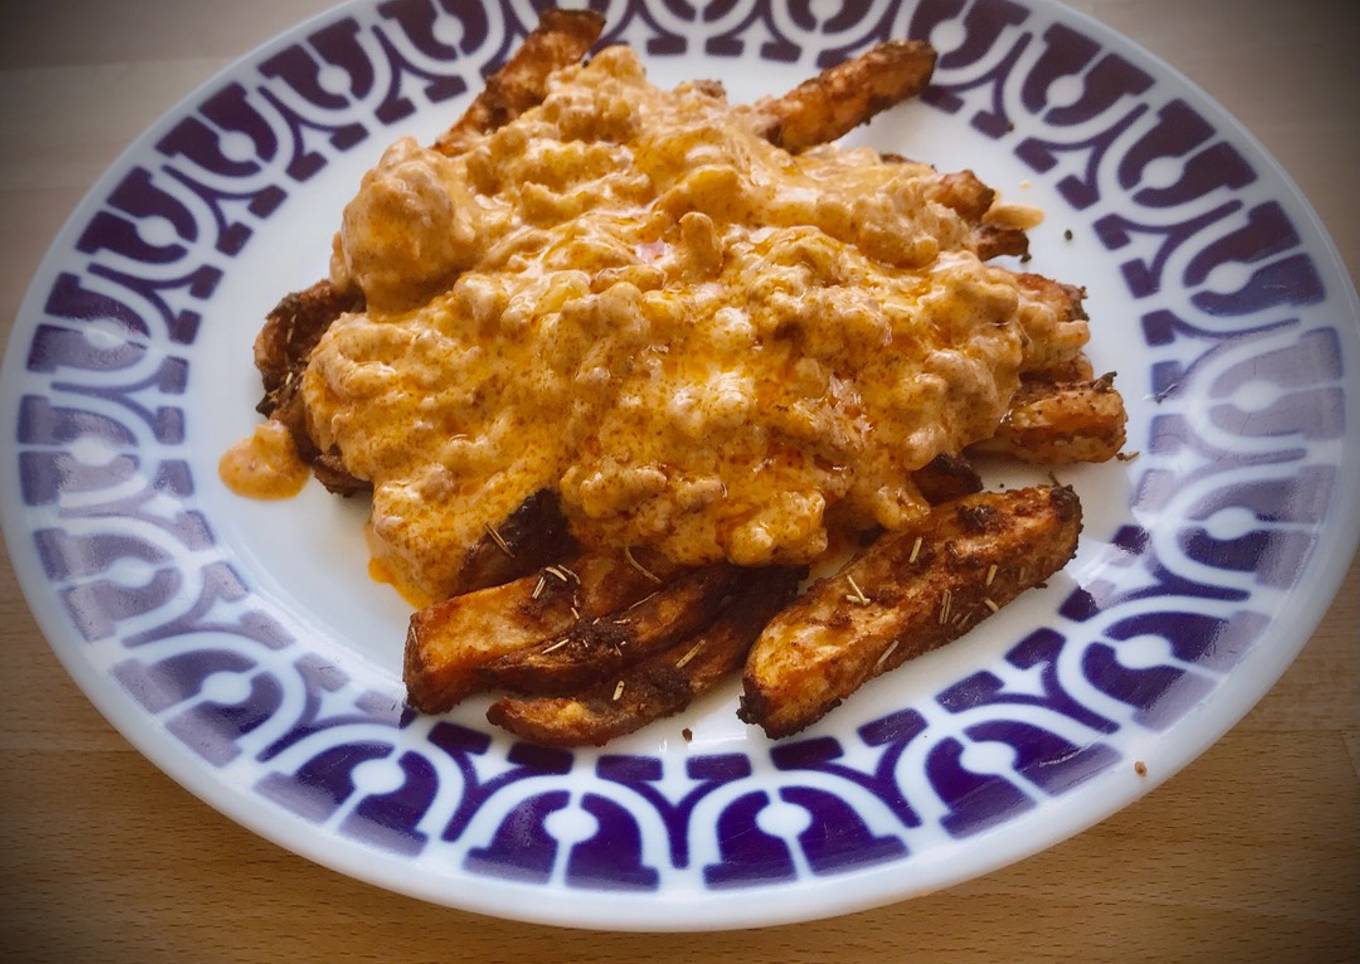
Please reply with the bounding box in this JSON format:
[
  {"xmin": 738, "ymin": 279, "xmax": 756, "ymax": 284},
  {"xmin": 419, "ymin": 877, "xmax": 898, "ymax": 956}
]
[{"xmin": 1, "ymin": 2, "xmax": 1356, "ymax": 961}]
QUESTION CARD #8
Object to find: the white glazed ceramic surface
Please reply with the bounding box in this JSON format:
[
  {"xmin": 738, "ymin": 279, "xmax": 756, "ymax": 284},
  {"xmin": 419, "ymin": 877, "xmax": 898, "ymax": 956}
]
[{"xmin": 2, "ymin": 0, "xmax": 1356, "ymax": 931}]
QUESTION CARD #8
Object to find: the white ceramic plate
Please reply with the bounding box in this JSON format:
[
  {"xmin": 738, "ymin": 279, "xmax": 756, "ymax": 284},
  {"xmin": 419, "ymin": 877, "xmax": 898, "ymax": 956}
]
[{"xmin": 3, "ymin": 0, "xmax": 1357, "ymax": 931}]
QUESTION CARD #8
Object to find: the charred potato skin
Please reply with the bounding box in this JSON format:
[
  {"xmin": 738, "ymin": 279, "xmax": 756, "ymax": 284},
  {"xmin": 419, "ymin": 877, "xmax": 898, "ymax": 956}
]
[
  {"xmin": 912, "ymin": 453, "xmax": 984, "ymax": 505},
  {"xmin": 403, "ymin": 549, "xmax": 682, "ymax": 712},
  {"xmin": 455, "ymin": 490, "xmax": 579, "ymax": 594},
  {"xmin": 739, "ymin": 486, "xmax": 1082, "ymax": 739},
  {"xmin": 478, "ymin": 565, "xmax": 745, "ymax": 695},
  {"xmin": 486, "ymin": 568, "xmax": 804, "ymax": 746}
]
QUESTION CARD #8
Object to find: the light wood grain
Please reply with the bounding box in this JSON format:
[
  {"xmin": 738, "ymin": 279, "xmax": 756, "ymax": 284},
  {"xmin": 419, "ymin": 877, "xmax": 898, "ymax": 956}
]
[{"xmin": 1, "ymin": 2, "xmax": 1357, "ymax": 961}]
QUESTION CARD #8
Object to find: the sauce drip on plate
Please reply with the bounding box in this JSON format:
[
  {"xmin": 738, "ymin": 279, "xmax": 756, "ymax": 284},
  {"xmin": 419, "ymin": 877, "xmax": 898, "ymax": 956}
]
[{"xmin": 219, "ymin": 420, "xmax": 309, "ymax": 499}]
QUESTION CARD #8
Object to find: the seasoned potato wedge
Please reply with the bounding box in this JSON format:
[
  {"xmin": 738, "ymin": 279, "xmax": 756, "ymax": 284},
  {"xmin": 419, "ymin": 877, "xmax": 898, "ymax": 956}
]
[
  {"xmin": 455, "ymin": 490, "xmax": 578, "ymax": 594},
  {"xmin": 739, "ymin": 486, "xmax": 1082, "ymax": 738},
  {"xmin": 747, "ymin": 40, "xmax": 937, "ymax": 153},
  {"xmin": 486, "ymin": 567, "xmax": 803, "ymax": 746},
  {"xmin": 928, "ymin": 170, "xmax": 1030, "ymax": 261},
  {"xmin": 403, "ymin": 548, "xmax": 682, "ymax": 712},
  {"xmin": 479, "ymin": 565, "xmax": 746, "ymax": 695},
  {"xmin": 978, "ymin": 374, "xmax": 1127, "ymax": 464},
  {"xmin": 435, "ymin": 9, "xmax": 604, "ymax": 155},
  {"xmin": 912, "ymin": 453, "xmax": 984, "ymax": 505}
]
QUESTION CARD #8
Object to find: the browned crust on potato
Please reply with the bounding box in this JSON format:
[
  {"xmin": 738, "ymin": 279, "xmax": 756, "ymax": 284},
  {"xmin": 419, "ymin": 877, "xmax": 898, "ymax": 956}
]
[
  {"xmin": 251, "ymin": 280, "xmax": 370, "ymax": 495},
  {"xmin": 977, "ymin": 374, "xmax": 1128, "ymax": 464},
  {"xmin": 748, "ymin": 40, "xmax": 937, "ymax": 153},
  {"xmin": 926, "ymin": 169, "xmax": 1030, "ymax": 261},
  {"xmin": 455, "ymin": 489, "xmax": 579, "ymax": 594},
  {"xmin": 485, "ymin": 567, "xmax": 803, "ymax": 746},
  {"xmin": 739, "ymin": 486, "xmax": 1082, "ymax": 738},
  {"xmin": 974, "ymin": 224, "xmax": 1031, "ymax": 260},
  {"xmin": 1014, "ymin": 272, "xmax": 1089, "ymax": 324},
  {"xmin": 478, "ymin": 564, "xmax": 746, "ymax": 695},
  {"xmin": 403, "ymin": 548, "xmax": 684, "ymax": 712},
  {"xmin": 911, "ymin": 453, "xmax": 984, "ymax": 505},
  {"xmin": 930, "ymin": 169, "xmax": 995, "ymax": 222},
  {"xmin": 254, "ymin": 279, "xmax": 363, "ymax": 417},
  {"xmin": 308, "ymin": 450, "xmax": 371, "ymax": 497},
  {"xmin": 434, "ymin": 8, "xmax": 605, "ymax": 156}
]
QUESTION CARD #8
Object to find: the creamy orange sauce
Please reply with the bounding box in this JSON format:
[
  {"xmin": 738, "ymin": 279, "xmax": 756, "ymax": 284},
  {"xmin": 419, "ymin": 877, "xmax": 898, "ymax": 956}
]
[
  {"xmin": 301, "ymin": 47, "xmax": 1088, "ymax": 600},
  {"xmin": 219, "ymin": 420, "xmax": 309, "ymax": 499},
  {"xmin": 368, "ymin": 557, "xmax": 432, "ymax": 608}
]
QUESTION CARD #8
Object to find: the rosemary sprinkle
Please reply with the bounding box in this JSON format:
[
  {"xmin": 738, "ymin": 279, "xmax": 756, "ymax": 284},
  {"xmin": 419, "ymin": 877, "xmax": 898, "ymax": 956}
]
[
  {"xmin": 675, "ymin": 640, "xmax": 706, "ymax": 669},
  {"xmin": 612, "ymin": 680, "xmax": 626, "ymax": 701},
  {"xmin": 983, "ymin": 597, "xmax": 1000, "ymax": 613},
  {"xmin": 908, "ymin": 536, "xmax": 923, "ymax": 564},
  {"xmin": 542, "ymin": 637, "xmax": 570, "ymax": 654},
  {"xmin": 845, "ymin": 574, "xmax": 871, "ymax": 605},
  {"xmin": 484, "ymin": 522, "xmax": 514, "ymax": 558},
  {"xmin": 985, "ymin": 564, "xmax": 998, "ymax": 587},
  {"xmin": 626, "ymin": 590, "xmax": 659, "ymax": 611},
  {"xmin": 624, "ymin": 546, "xmax": 662, "ymax": 584},
  {"xmin": 531, "ymin": 576, "xmax": 547, "ymax": 600}
]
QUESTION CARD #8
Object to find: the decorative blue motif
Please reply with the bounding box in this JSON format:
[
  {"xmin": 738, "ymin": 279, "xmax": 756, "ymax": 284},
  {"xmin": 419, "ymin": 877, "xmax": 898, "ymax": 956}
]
[{"xmin": 5, "ymin": 0, "xmax": 1347, "ymax": 897}]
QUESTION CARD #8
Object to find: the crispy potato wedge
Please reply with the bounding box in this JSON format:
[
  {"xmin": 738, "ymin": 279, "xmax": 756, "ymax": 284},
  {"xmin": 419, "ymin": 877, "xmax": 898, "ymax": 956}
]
[
  {"xmin": 975, "ymin": 224, "xmax": 1031, "ymax": 260},
  {"xmin": 403, "ymin": 548, "xmax": 682, "ymax": 712},
  {"xmin": 486, "ymin": 567, "xmax": 804, "ymax": 746},
  {"xmin": 748, "ymin": 40, "xmax": 937, "ymax": 153},
  {"xmin": 739, "ymin": 486, "xmax": 1082, "ymax": 738},
  {"xmin": 912, "ymin": 453, "xmax": 984, "ymax": 505},
  {"xmin": 928, "ymin": 169, "xmax": 1030, "ymax": 261},
  {"xmin": 434, "ymin": 9, "xmax": 605, "ymax": 155},
  {"xmin": 479, "ymin": 565, "xmax": 746, "ymax": 695},
  {"xmin": 455, "ymin": 489, "xmax": 578, "ymax": 594},
  {"xmin": 254, "ymin": 279, "xmax": 363, "ymax": 419},
  {"xmin": 308, "ymin": 450, "xmax": 370, "ymax": 497},
  {"xmin": 977, "ymin": 374, "xmax": 1127, "ymax": 464},
  {"xmin": 253, "ymin": 280, "xmax": 369, "ymax": 495}
]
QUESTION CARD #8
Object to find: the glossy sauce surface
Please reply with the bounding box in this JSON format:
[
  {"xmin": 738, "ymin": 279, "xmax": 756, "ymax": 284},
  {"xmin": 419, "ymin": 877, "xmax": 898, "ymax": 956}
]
[
  {"xmin": 219, "ymin": 420, "xmax": 310, "ymax": 500},
  {"xmin": 299, "ymin": 47, "xmax": 1086, "ymax": 599}
]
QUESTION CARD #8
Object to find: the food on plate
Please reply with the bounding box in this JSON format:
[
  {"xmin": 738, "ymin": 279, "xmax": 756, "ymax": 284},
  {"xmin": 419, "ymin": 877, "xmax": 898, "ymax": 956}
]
[
  {"xmin": 480, "ymin": 564, "xmax": 748, "ymax": 694},
  {"xmin": 434, "ymin": 8, "xmax": 605, "ymax": 155},
  {"xmin": 225, "ymin": 8, "xmax": 1130, "ymax": 745},
  {"xmin": 742, "ymin": 39, "xmax": 937, "ymax": 153},
  {"xmin": 488, "ymin": 567, "xmax": 804, "ymax": 746},
  {"xmin": 739, "ymin": 485, "xmax": 1082, "ymax": 738},
  {"xmin": 404, "ymin": 546, "xmax": 682, "ymax": 712},
  {"xmin": 910, "ymin": 453, "xmax": 984, "ymax": 505},
  {"xmin": 977, "ymin": 374, "xmax": 1127, "ymax": 464}
]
